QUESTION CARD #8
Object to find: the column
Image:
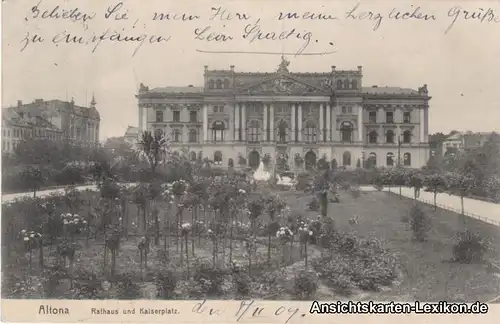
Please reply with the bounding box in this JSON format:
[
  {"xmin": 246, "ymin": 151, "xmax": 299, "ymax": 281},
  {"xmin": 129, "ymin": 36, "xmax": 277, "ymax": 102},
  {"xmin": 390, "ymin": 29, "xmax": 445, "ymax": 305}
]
[
  {"xmin": 419, "ymin": 108, "xmax": 425, "ymax": 143},
  {"xmin": 357, "ymin": 105, "xmax": 363, "ymax": 142},
  {"xmin": 326, "ymin": 104, "xmax": 331, "ymax": 141},
  {"xmin": 291, "ymin": 103, "xmax": 296, "ymax": 142},
  {"xmin": 234, "ymin": 104, "xmax": 240, "ymax": 141},
  {"xmin": 319, "ymin": 104, "xmax": 324, "ymax": 142},
  {"xmin": 297, "ymin": 103, "xmax": 303, "ymax": 142},
  {"xmin": 138, "ymin": 105, "xmax": 143, "ymax": 133},
  {"xmin": 241, "ymin": 103, "xmax": 246, "ymax": 141},
  {"xmin": 269, "ymin": 103, "xmax": 274, "ymax": 141},
  {"xmin": 263, "ymin": 103, "xmax": 268, "ymax": 142},
  {"xmin": 203, "ymin": 104, "xmax": 208, "ymax": 142}
]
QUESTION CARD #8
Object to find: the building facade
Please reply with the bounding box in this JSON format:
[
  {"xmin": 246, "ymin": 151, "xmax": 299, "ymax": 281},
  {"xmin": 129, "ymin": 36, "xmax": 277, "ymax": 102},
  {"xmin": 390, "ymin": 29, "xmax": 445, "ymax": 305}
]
[
  {"xmin": 136, "ymin": 59, "xmax": 431, "ymax": 170},
  {"xmin": 2, "ymin": 96, "xmax": 100, "ymax": 152},
  {"xmin": 124, "ymin": 126, "xmax": 139, "ymax": 147},
  {"xmin": 442, "ymin": 131, "xmax": 493, "ymax": 156}
]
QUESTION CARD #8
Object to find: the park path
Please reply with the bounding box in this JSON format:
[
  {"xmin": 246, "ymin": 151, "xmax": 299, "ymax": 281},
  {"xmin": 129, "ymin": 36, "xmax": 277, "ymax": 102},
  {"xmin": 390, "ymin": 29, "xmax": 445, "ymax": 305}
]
[
  {"xmin": 370, "ymin": 186, "xmax": 500, "ymax": 227},
  {"xmin": 2, "ymin": 182, "xmax": 499, "ymax": 227},
  {"xmin": 1, "ymin": 183, "xmax": 138, "ymax": 203}
]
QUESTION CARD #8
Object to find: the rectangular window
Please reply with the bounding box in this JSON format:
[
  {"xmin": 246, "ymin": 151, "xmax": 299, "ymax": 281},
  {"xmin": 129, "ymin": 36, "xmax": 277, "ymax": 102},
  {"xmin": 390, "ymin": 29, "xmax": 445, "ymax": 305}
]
[
  {"xmin": 173, "ymin": 111, "xmax": 180, "ymax": 122},
  {"xmin": 369, "ymin": 111, "xmax": 377, "ymax": 123},
  {"xmin": 386, "ymin": 111, "xmax": 394, "ymax": 123},
  {"xmin": 189, "ymin": 111, "xmax": 197, "ymax": 122},
  {"xmin": 214, "ymin": 105, "xmax": 224, "ymax": 113},
  {"xmin": 342, "ymin": 107, "xmax": 347, "ymax": 114},
  {"xmin": 156, "ymin": 110, "xmax": 164, "ymax": 122},
  {"xmin": 347, "ymin": 107, "xmax": 352, "ymax": 114},
  {"xmin": 403, "ymin": 111, "xmax": 411, "ymax": 123}
]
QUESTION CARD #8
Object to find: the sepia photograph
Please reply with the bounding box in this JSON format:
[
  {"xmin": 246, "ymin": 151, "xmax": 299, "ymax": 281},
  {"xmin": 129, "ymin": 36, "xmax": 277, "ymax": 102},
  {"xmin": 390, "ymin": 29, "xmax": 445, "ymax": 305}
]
[{"xmin": 1, "ymin": 0, "xmax": 500, "ymax": 322}]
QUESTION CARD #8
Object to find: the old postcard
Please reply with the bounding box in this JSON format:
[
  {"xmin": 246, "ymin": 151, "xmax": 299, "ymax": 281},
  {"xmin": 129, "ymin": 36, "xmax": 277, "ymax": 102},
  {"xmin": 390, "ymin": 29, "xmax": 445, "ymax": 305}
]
[{"xmin": 1, "ymin": 0, "xmax": 500, "ymax": 322}]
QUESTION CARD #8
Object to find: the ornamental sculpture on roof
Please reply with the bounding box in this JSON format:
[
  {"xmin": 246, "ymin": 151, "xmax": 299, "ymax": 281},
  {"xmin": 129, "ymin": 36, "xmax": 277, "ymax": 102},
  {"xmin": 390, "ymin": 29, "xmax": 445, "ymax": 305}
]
[{"xmin": 277, "ymin": 56, "xmax": 290, "ymax": 73}]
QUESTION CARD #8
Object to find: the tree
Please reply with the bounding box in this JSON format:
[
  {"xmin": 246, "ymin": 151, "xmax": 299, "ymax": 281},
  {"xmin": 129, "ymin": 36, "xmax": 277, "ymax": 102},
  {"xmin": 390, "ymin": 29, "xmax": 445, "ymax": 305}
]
[
  {"xmin": 264, "ymin": 194, "xmax": 286, "ymax": 265},
  {"xmin": 137, "ymin": 131, "xmax": 169, "ymax": 178},
  {"xmin": 19, "ymin": 166, "xmax": 45, "ymax": 198},
  {"xmin": 424, "ymin": 173, "xmax": 448, "ymax": 210},
  {"xmin": 14, "ymin": 138, "xmax": 59, "ymax": 166},
  {"xmin": 446, "ymin": 172, "xmax": 476, "ymax": 221},
  {"xmin": 405, "ymin": 170, "xmax": 424, "ymax": 201}
]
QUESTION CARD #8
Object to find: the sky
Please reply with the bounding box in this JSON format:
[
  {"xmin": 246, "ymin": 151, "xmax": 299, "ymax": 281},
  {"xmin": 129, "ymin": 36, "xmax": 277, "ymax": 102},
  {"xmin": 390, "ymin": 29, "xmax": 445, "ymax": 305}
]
[{"xmin": 2, "ymin": 0, "xmax": 500, "ymax": 140}]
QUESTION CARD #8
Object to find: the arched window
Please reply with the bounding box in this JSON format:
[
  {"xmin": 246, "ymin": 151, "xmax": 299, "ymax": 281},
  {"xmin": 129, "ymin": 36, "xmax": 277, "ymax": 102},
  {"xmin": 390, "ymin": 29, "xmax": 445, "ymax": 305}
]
[
  {"xmin": 367, "ymin": 152, "xmax": 377, "ymax": 168},
  {"xmin": 212, "ymin": 121, "xmax": 225, "ymax": 142},
  {"xmin": 223, "ymin": 79, "xmax": 230, "ymax": 89},
  {"xmin": 189, "ymin": 151, "xmax": 197, "ymax": 161},
  {"xmin": 208, "ymin": 79, "xmax": 215, "ymax": 89},
  {"xmin": 351, "ymin": 80, "xmax": 358, "ymax": 90},
  {"xmin": 337, "ymin": 80, "xmax": 343, "ymax": 89},
  {"xmin": 305, "ymin": 150, "xmax": 317, "ymax": 170},
  {"xmin": 403, "ymin": 153, "xmax": 411, "ymax": 166},
  {"xmin": 403, "ymin": 130, "xmax": 412, "ymax": 143},
  {"xmin": 277, "ymin": 120, "xmax": 288, "ymax": 143},
  {"xmin": 342, "ymin": 151, "xmax": 351, "ymax": 166},
  {"xmin": 386, "ymin": 152, "xmax": 395, "ymax": 167},
  {"xmin": 154, "ymin": 128, "xmax": 163, "ymax": 138},
  {"xmin": 368, "ymin": 131, "xmax": 378, "ymax": 143},
  {"xmin": 247, "ymin": 120, "xmax": 261, "ymax": 143},
  {"xmin": 340, "ymin": 121, "xmax": 353, "ymax": 142},
  {"xmin": 188, "ymin": 129, "xmax": 197, "ymax": 143},
  {"xmin": 343, "ymin": 79, "xmax": 350, "ymax": 89},
  {"xmin": 304, "ymin": 120, "xmax": 317, "ymax": 143},
  {"xmin": 216, "ymin": 79, "xmax": 223, "ymax": 89},
  {"xmin": 386, "ymin": 130, "xmax": 395, "ymax": 143},
  {"xmin": 172, "ymin": 129, "xmax": 181, "ymax": 142},
  {"xmin": 214, "ymin": 151, "xmax": 223, "ymax": 165}
]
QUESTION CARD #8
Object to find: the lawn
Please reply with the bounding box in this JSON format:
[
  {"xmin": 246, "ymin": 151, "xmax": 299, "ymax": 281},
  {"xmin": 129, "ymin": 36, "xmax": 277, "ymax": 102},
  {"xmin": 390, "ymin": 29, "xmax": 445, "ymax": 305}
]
[{"xmin": 314, "ymin": 190, "xmax": 500, "ymax": 302}]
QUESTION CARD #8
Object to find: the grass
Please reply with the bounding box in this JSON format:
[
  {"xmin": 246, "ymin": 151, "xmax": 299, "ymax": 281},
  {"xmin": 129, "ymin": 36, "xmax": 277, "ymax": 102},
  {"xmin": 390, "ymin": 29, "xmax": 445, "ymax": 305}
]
[{"xmin": 317, "ymin": 190, "xmax": 500, "ymax": 302}]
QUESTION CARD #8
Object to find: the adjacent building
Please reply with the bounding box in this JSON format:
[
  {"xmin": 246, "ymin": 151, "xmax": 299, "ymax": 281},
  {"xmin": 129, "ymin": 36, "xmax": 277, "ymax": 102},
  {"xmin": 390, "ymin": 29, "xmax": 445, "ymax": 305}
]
[
  {"xmin": 442, "ymin": 131, "xmax": 493, "ymax": 155},
  {"xmin": 136, "ymin": 58, "xmax": 431, "ymax": 170},
  {"xmin": 124, "ymin": 126, "xmax": 139, "ymax": 147},
  {"xmin": 2, "ymin": 96, "xmax": 100, "ymax": 154}
]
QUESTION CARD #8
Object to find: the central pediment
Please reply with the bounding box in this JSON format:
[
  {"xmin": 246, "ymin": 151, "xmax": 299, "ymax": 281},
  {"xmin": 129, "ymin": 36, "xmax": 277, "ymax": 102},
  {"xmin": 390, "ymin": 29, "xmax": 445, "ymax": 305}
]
[{"xmin": 237, "ymin": 74, "xmax": 330, "ymax": 95}]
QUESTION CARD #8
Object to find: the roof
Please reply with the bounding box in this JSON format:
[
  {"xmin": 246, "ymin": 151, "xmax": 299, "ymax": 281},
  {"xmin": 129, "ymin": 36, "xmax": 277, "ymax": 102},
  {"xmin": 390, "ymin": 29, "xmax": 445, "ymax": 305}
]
[
  {"xmin": 125, "ymin": 126, "xmax": 139, "ymax": 136},
  {"xmin": 444, "ymin": 133, "xmax": 463, "ymax": 141},
  {"xmin": 2, "ymin": 108, "xmax": 60, "ymax": 130},
  {"xmin": 149, "ymin": 86, "xmax": 204, "ymax": 94},
  {"xmin": 4, "ymin": 99, "xmax": 100, "ymax": 120},
  {"xmin": 361, "ymin": 86, "xmax": 419, "ymax": 95}
]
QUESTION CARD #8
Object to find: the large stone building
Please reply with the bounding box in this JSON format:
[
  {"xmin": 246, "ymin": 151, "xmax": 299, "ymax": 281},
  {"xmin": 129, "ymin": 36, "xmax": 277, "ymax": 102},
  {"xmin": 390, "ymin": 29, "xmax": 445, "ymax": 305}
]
[
  {"xmin": 136, "ymin": 58, "xmax": 431, "ymax": 170},
  {"xmin": 2, "ymin": 96, "xmax": 100, "ymax": 154}
]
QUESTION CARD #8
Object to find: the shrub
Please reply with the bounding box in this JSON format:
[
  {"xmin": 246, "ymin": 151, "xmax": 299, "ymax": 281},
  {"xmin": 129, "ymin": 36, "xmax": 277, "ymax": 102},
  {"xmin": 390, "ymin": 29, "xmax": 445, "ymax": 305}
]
[
  {"xmin": 192, "ymin": 259, "xmax": 227, "ymax": 296},
  {"xmin": 293, "ymin": 270, "xmax": 318, "ymax": 300},
  {"xmin": 233, "ymin": 271, "xmax": 251, "ymax": 296},
  {"xmin": 116, "ymin": 273, "xmax": 142, "ymax": 299},
  {"xmin": 71, "ymin": 270, "xmax": 102, "ymax": 299},
  {"xmin": 307, "ymin": 197, "xmax": 319, "ymax": 211},
  {"xmin": 350, "ymin": 186, "xmax": 361, "ymax": 199},
  {"xmin": 453, "ymin": 230, "xmax": 489, "ymax": 264},
  {"xmin": 155, "ymin": 269, "xmax": 178, "ymax": 299},
  {"xmin": 295, "ymin": 173, "xmax": 311, "ymax": 191},
  {"xmin": 409, "ymin": 205, "xmax": 431, "ymax": 241}
]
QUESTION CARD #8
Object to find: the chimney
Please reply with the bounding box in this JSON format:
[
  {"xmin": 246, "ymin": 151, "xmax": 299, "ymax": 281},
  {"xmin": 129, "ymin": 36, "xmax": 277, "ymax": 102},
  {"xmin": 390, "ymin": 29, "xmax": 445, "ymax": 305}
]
[{"xmin": 17, "ymin": 100, "xmax": 22, "ymax": 108}]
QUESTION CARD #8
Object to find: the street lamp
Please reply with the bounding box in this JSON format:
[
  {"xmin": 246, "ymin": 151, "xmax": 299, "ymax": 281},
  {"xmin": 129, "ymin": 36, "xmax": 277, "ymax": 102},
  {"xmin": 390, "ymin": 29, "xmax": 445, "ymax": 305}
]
[
  {"xmin": 361, "ymin": 150, "xmax": 365, "ymax": 169},
  {"xmin": 397, "ymin": 135, "xmax": 402, "ymax": 167}
]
